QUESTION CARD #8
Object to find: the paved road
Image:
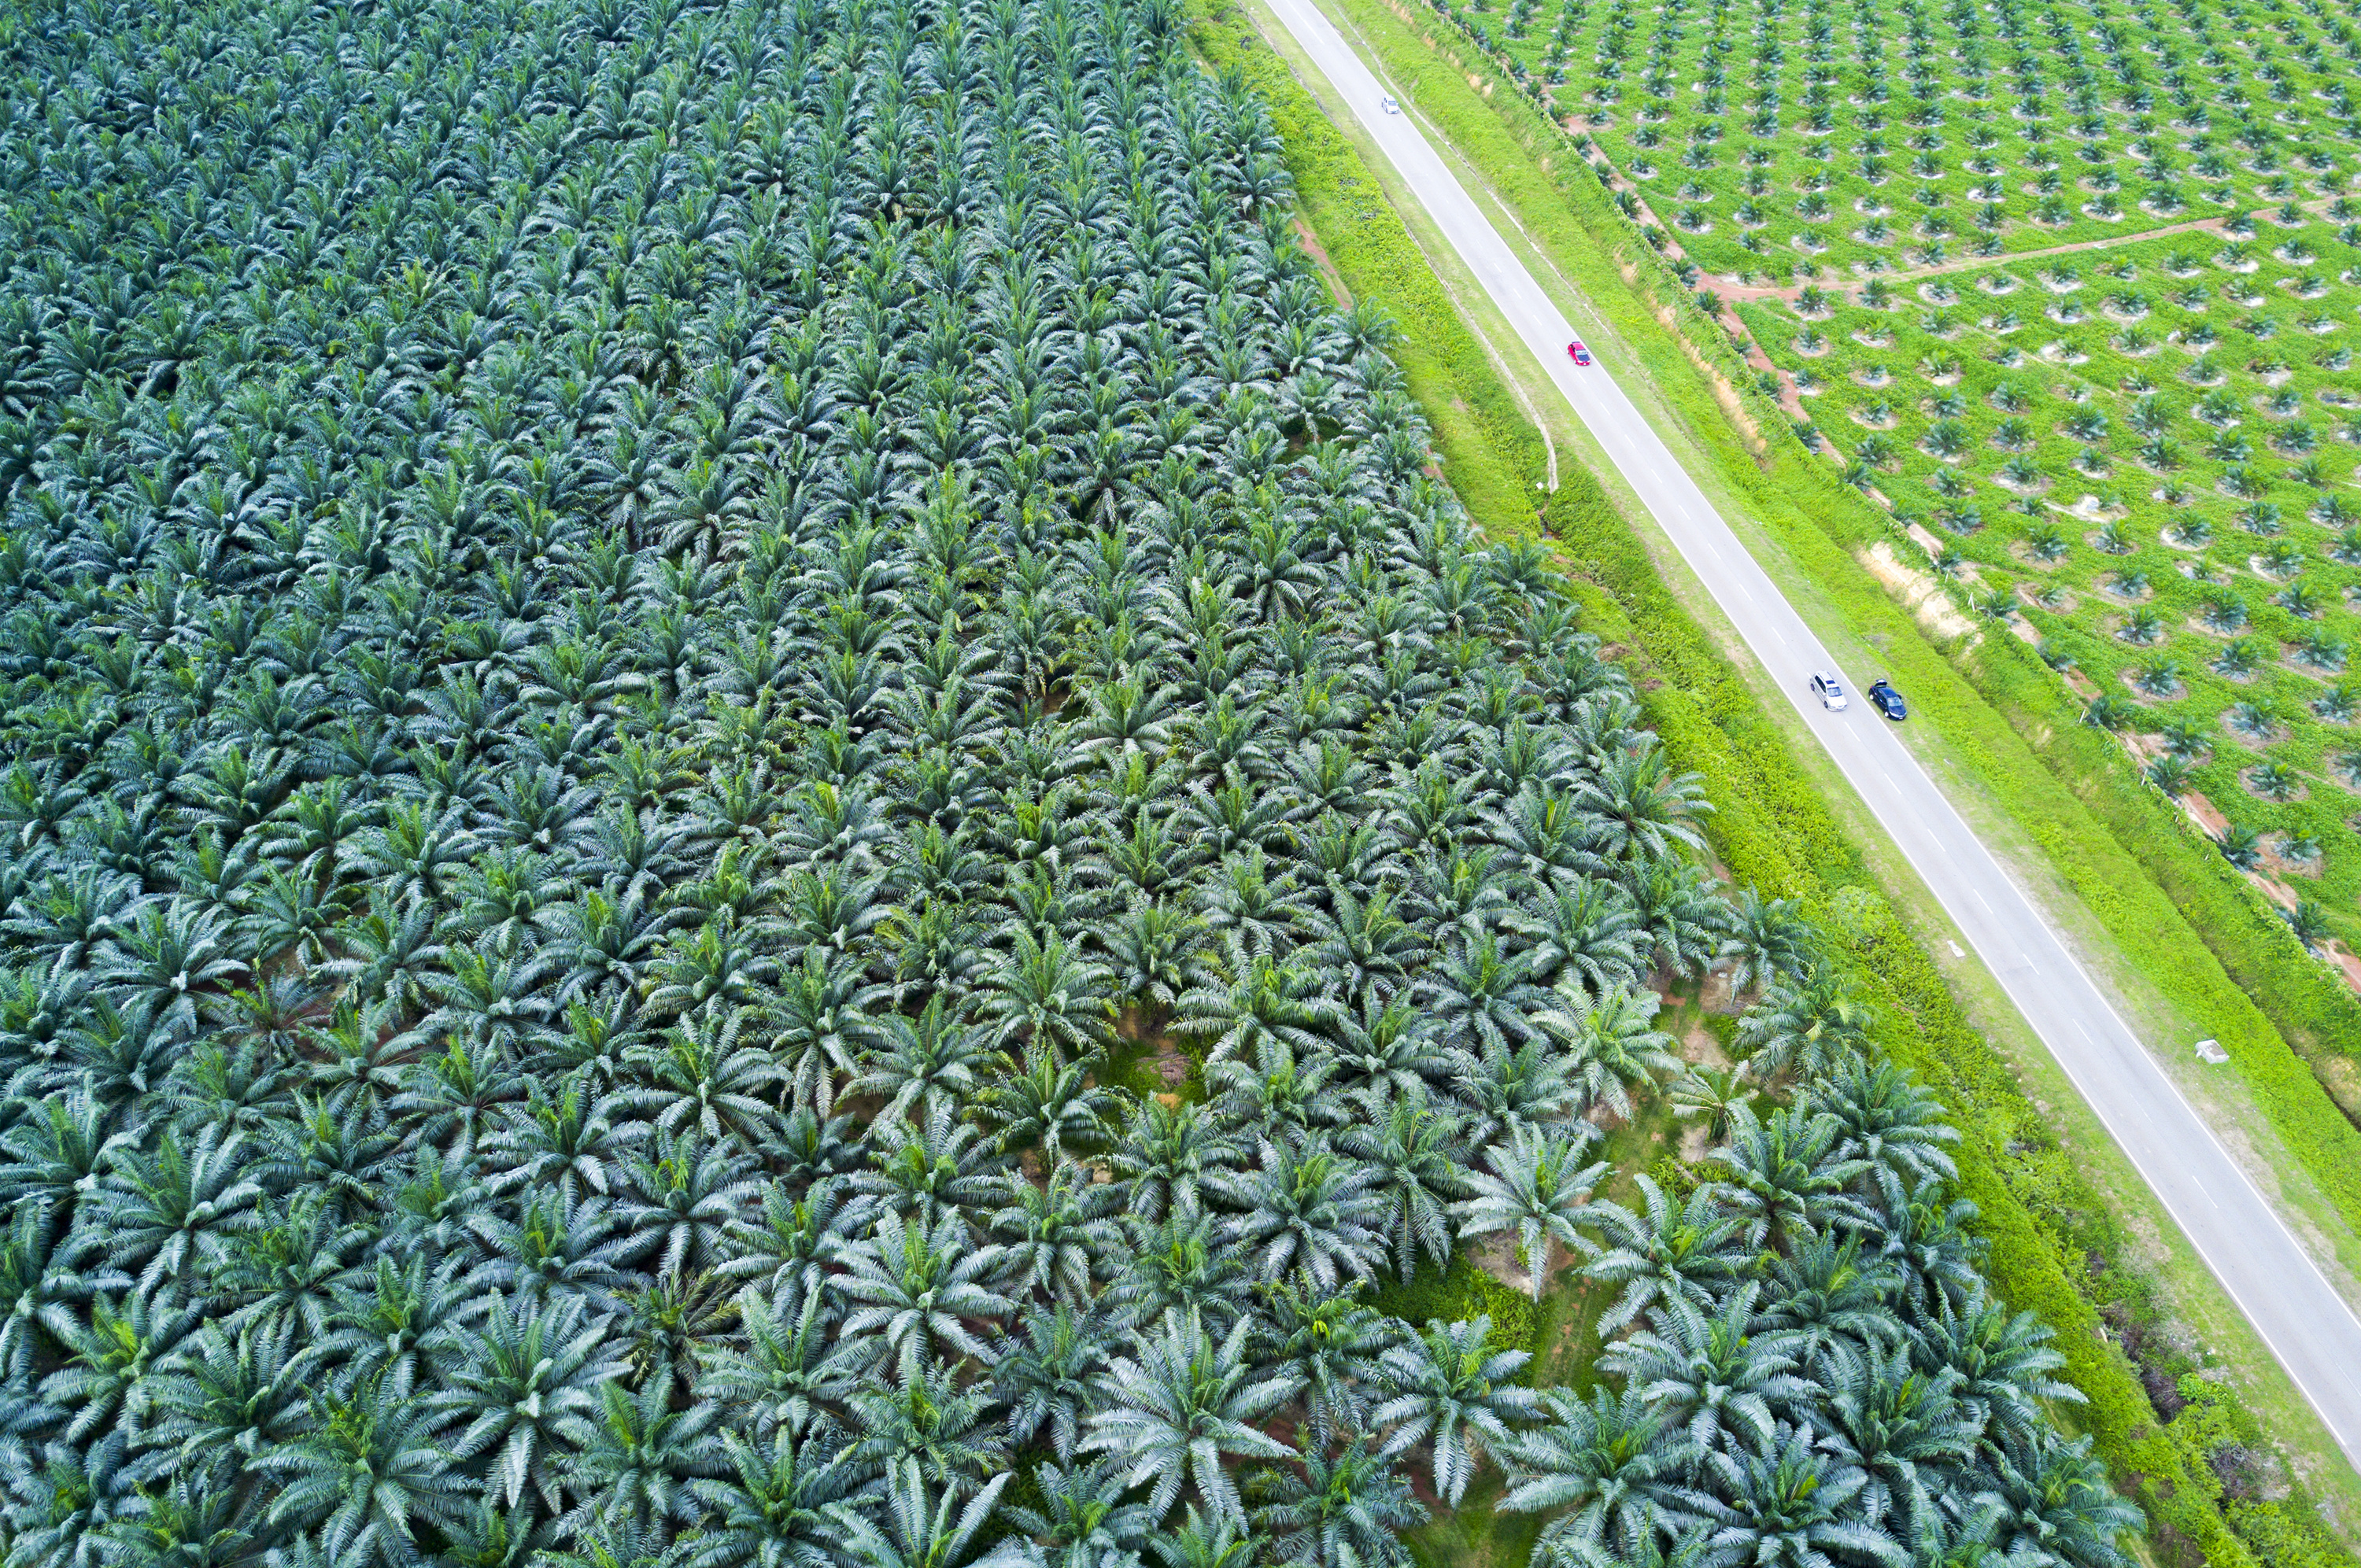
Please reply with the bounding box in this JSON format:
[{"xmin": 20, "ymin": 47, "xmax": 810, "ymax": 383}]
[{"xmin": 1254, "ymin": 0, "xmax": 2361, "ymax": 1467}]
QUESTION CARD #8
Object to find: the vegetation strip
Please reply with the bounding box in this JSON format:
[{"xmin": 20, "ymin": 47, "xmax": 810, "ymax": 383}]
[{"xmin": 1192, "ymin": 0, "xmax": 2361, "ymax": 1560}]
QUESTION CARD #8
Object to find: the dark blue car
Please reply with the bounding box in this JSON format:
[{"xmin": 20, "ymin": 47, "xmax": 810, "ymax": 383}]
[{"xmin": 1867, "ymin": 679, "xmax": 1908, "ymax": 721}]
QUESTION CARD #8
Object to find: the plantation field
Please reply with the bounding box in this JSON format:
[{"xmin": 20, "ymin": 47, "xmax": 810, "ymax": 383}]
[
  {"xmin": 1731, "ymin": 214, "xmax": 2361, "ymax": 954},
  {"xmin": 1411, "ymin": 0, "xmax": 2361, "ymax": 954},
  {"xmin": 1462, "ymin": 0, "xmax": 2359, "ymax": 282},
  {"xmin": 0, "ymin": 0, "xmax": 2153, "ymax": 1562},
  {"xmin": 1747, "ymin": 217, "xmax": 2361, "ymax": 954}
]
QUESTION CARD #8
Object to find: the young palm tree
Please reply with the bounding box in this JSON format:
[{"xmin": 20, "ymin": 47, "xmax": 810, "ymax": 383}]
[
  {"xmin": 1452, "ymin": 1124, "xmax": 1609, "ymax": 1300},
  {"xmin": 1498, "ymin": 1385, "xmax": 1685, "ymax": 1553},
  {"xmin": 1084, "ymin": 1311, "xmax": 1302, "ymax": 1525},
  {"xmin": 1248, "ymin": 1438, "xmax": 1428, "ymax": 1568}
]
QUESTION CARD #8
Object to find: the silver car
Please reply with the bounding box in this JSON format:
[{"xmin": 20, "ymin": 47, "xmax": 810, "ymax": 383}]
[{"xmin": 1810, "ymin": 671, "xmax": 1849, "ymax": 711}]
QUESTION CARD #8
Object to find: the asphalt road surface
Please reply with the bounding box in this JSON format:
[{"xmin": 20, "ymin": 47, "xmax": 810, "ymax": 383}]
[{"xmin": 1255, "ymin": 0, "xmax": 2361, "ymax": 1466}]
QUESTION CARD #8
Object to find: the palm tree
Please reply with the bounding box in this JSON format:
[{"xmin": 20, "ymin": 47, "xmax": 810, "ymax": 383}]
[
  {"xmin": 1735, "ymin": 968, "xmax": 1872, "ymax": 1084},
  {"xmin": 1581, "ymin": 1174, "xmax": 1748, "ymax": 1331},
  {"xmin": 1806, "ymin": 1056, "xmax": 1959, "ymax": 1185},
  {"xmin": 1084, "ymin": 1310, "xmax": 1301, "ymax": 1524},
  {"xmin": 1720, "ymin": 889, "xmax": 1813, "ymax": 996},
  {"xmin": 823, "ymin": 1462, "xmax": 1035, "ymax": 1568},
  {"xmin": 1248, "ymin": 1438, "xmax": 1428, "ymax": 1568},
  {"xmin": 1679, "ymin": 1426, "xmax": 1907, "ymax": 1568},
  {"xmin": 1498, "ymin": 1385, "xmax": 1685, "ymax": 1553},
  {"xmin": 1218, "ymin": 1136, "xmax": 1389, "ymax": 1291},
  {"xmin": 1535, "ymin": 983, "xmax": 1683, "ymax": 1121},
  {"xmin": 1373, "ymin": 1315, "xmax": 1541, "ymax": 1505},
  {"xmin": 682, "ymin": 1428, "xmax": 863, "ymax": 1568},
  {"xmin": 255, "ymin": 1375, "xmax": 481, "ymax": 1568},
  {"xmin": 1108, "ymin": 1098, "xmax": 1242, "ymax": 1224},
  {"xmin": 988, "ymin": 1164, "xmax": 1122, "ymax": 1308},
  {"xmin": 1003, "ymin": 1459, "xmax": 1155, "ymax": 1568},
  {"xmin": 826, "ymin": 1209, "xmax": 1012, "ymax": 1385},
  {"xmin": 429, "ymin": 1292, "xmax": 624, "ymax": 1511},
  {"xmin": 1981, "ymin": 1434, "xmax": 2143, "ymax": 1568},
  {"xmin": 1601, "ymin": 1286, "xmax": 1809, "ymax": 1453},
  {"xmin": 1338, "ymin": 1090, "xmax": 1472, "ymax": 1281},
  {"xmin": 1908, "ymin": 1287, "xmax": 2082, "ymax": 1444},
  {"xmin": 1452, "ymin": 1124, "xmax": 1607, "ymax": 1300},
  {"xmin": 978, "ymin": 932, "xmax": 1118, "ymax": 1063},
  {"xmin": 993, "ymin": 1303, "xmax": 1111, "ymax": 1465}
]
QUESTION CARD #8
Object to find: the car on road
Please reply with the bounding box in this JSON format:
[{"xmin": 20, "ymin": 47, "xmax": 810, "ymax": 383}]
[
  {"xmin": 1380, "ymin": 94, "xmax": 1398, "ymax": 114},
  {"xmin": 1866, "ymin": 679, "xmax": 1908, "ymax": 721},
  {"xmin": 1565, "ymin": 340, "xmax": 1591, "ymax": 366},
  {"xmin": 1809, "ymin": 671, "xmax": 1849, "ymax": 710}
]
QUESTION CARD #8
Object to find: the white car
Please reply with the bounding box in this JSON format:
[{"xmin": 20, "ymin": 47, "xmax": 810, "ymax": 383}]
[
  {"xmin": 1380, "ymin": 94, "xmax": 1399, "ymax": 114},
  {"xmin": 1809, "ymin": 671, "xmax": 1849, "ymax": 711}
]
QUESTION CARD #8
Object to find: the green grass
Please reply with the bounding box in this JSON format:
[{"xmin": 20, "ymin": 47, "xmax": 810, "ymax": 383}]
[{"xmin": 1195, "ymin": 0, "xmax": 2361, "ymax": 1558}]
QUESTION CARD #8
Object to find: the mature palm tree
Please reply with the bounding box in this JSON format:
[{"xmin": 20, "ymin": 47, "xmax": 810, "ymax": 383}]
[
  {"xmin": 1908, "ymin": 1286, "xmax": 2081, "ymax": 1444},
  {"xmin": 840, "ymin": 1360, "xmax": 1007, "ymax": 1497},
  {"xmin": 1373, "ymin": 1315, "xmax": 1540, "ymax": 1505},
  {"xmin": 1713, "ymin": 1106, "xmax": 1873, "ymax": 1253},
  {"xmin": 1979, "ymin": 1434, "xmax": 2142, "ymax": 1568},
  {"xmin": 695, "ymin": 1282, "xmax": 855, "ymax": 1444},
  {"xmin": 824, "ymin": 1462, "xmax": 1036, "ymax": 1568},
  {"xmin": 1084, "ymin": 1310, "xmax": 1301, "ymax": 1525},
  {"xmin": 1806, "ymin": 1057, "xmax": 1958, "ymax": 1186},
  {"xmin": 1755, "ymin": 1230, "xmax": 1905, "ymax": 1363},
  {"xmin": 1815, "ymin": 1340, "xmax": 1979, "ymax": 1511},
  {"xmin": 682, "ymin": 1427, "xmax": 863, "ymax": 1568},
  {"xmin": 1218, "ymin": 1136, "xmax": 1389, "ymax": 1291},
  {"xmin": 1338, "ymin": 1089, "xmax": 1472, "ymax": 1281},
  {"xmin": 1680, "ymin": 1426, "xmax": 1906, "ymax": 1568},
  {"xmin": 430, "ymin": 1291, "xmax": 624, "ymax": 1511},
  {"xmin": 254, "ymin": 1374, "xmax": 482, "ymax": 1568},
  {"xmin": 994, "ymin": 1302, "xmax": 1112, "ymax": 1465},
  {"xmin": 977, "ymin": 932, "xmax": 1117, "ymax": 1064},
  {"xmin": 826, "ymin": 1210, "xmax": 1011, "ymax": 1385},
  {"xmin": 1511, "ymin": 878, "xmax": 1643, "ymax": 1000},
  {"xmin": 989, "ymin": 1164, "xmax": 1122, "ymax": 1308},
  {"xmin": 1600, "ymin": 1289, "xmax": 1809, "ymax": 1454},
  {"xmin": 1108, "ymin": 1098, "xmax": 1242, "ymax": 1224},
  {"xmin": 1003, "ymin": 1459, "xmax": 1155, "ymax": 1568}
]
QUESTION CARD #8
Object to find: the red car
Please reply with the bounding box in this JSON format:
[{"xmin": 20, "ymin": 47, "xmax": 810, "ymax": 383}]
[{"xmin": 1565, "ymin": 341, "xmax": 1592, "ymax": 366}]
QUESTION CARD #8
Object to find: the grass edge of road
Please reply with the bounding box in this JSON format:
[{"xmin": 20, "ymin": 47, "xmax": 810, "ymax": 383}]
[
  {"xmin": 1187, "ymin": 0, "xmax": 2358, "ymax": 1561},
  {"xmin": 1294, "ymin": 0, "xmax": 2361, "ymax": 1264}
]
